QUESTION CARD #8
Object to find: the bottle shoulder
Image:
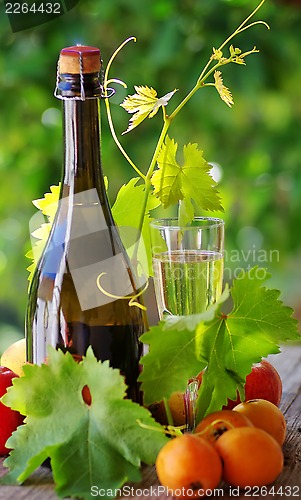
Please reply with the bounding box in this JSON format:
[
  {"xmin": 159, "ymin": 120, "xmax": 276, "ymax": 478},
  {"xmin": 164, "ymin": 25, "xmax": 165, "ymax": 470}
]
[{"xmin": 29, "ymin": 203, "xmax": 145, "ymax": 312}]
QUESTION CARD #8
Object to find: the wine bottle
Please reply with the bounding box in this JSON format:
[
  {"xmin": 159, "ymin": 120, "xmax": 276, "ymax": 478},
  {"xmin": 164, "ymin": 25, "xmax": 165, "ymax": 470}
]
[{"xmin": 26, "ymin": 45, "xmax": 147, "ymax": 402}]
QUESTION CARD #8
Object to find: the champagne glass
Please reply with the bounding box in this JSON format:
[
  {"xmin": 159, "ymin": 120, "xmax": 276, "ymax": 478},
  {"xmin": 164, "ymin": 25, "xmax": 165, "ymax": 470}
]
[{"xmin": 150, "ymin": 217, "xmax": 224, "ymax": 428}]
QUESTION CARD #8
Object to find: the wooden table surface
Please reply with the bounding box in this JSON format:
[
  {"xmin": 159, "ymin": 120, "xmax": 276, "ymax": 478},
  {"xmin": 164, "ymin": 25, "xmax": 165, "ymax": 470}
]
[{"xmin": 1, "ymin": 342, "xmax": 301, "ymax": 500}]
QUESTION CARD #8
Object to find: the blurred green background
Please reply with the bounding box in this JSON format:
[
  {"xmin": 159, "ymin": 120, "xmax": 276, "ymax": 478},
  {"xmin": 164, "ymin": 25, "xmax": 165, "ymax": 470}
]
[{"xmin": 1, "ymin": 0, "xmax": 301, "ymax": 355}]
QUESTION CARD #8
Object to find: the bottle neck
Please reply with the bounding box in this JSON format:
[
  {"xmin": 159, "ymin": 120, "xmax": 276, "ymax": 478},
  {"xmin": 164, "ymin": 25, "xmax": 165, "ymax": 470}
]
[
  {"xmin": 55, "ymin": 71, "xmax": 102, "ymax": 100},
  {"xmin": 62, "ymin": 98, "xmax": 107, "ymax": 202}
]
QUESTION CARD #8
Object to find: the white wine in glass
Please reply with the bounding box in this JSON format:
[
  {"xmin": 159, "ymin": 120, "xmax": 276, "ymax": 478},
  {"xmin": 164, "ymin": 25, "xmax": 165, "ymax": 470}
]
[{"xmin": 150, "ymin": 217, "xmax": 224, "ymax": 429}]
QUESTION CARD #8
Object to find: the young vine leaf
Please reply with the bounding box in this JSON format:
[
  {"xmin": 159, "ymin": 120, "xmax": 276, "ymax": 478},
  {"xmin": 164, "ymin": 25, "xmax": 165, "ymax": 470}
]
[
  {"xmin": 229, "ymin": 45, "xmax": 247, "ymax": 65},
  {"xmin": 139, "ymin": 267, "xmax": 300, "ymax": 422},
  {"xmin": 0, "ymin": 348, "xmax": 168, "ymax": 500},
  {"xmin": 31, "ymin": 184, "xmax": 61, "ymax": 220},
  {"xmin": 25, "ymin": 184, "xmax": 61, "ymax": 284},
  {"xmin": 120, "ymin": 85, "xmax": 177, "ymax": 134},
  {"xmin": 151, "ymin": 136, "xmax": 223, "ymax": 225},
  {"xmin": 214, "ymin": 71, "xmax": 234, "ymax": 108}
]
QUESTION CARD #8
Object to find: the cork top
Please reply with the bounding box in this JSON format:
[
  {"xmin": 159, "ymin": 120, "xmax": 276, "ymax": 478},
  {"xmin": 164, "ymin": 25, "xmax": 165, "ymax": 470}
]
[{"xmin": 59, "ymin": 45, "xmax": 101, "ymax": 75}]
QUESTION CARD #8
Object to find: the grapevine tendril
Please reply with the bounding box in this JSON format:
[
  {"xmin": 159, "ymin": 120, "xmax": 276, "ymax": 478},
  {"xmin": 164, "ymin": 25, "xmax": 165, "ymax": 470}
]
[{"xmin": 96, "ymin": 272, "xmax": 148, "ymax": 310}]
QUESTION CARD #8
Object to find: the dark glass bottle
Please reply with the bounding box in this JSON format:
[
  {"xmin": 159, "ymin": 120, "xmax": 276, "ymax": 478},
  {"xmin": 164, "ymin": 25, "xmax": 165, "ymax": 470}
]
[{"xmin": 26, "ymin": 46, "xmax": 147, "ymax": 402}]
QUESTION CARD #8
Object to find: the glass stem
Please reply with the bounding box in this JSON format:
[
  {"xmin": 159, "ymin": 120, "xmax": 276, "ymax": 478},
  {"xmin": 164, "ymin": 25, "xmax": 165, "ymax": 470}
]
[{"xmin": 184, "ymin": 378, "xmax": 199, "ymax": 431}]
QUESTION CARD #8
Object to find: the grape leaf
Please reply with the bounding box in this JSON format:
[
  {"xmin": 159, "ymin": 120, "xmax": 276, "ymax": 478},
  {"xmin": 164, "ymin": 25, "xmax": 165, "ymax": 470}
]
[
  {"xmin": 32, "ymin": 183, "xmax": 61, "ymax": 222},
  {"xmin": 120, "ymin": 86, "xmax": 177, "ymax": 134},
  {"xmin": 139, "ymin": 289, "xmax": 230, "ymax": 406},
  {"xmin": 214, "ymin": 71, "xmax": 234, "ymax": 108},
  {"xmin": 0, "ymin": 348, "xmax": 168, "ymax": 499},
  {"xmin": 112, "ymin": 177, "xmax": 160, "ymax": 277},
  {"xmin": 178, "ymin": 197, "xmax": 194, "ymax": 227},
  {"xmin": 139, "ymin": 268, "xmax": 299, "ymax": 421},
  {"xmin": 151, "ymin": 136, "xmax": 223, "ymax": 222},
  {"xmin": 26, "ymin": 184, "xmax": 61, "ymax": 284},
  {"xmin": 25, "ymin": 223, "xmax": 52, "ymax": 285}
]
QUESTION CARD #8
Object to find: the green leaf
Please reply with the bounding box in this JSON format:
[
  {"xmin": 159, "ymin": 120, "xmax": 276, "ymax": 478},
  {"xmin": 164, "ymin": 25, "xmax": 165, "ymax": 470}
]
[
  {"xmin": 196, "ymin": 267, "xmax": 300, "ymax": 419},
  {"xmin": 151, "ymin": 136, "xmax": 223, "ymax": 222},
  {"xmin": 139, "ymin": 289, "xmax": 230, "ymax": 406},
  {"xmin": 112, "ymin": 177, "xmax": 160, "ymax": 277},
  {"xmin": 178, "ymin": 198, "xmax": 194, "ymax": 227},
  {"xmin": 0, "ymin": 348, "xmax": 168, "ymax": 499},
  {"xmin": 32, "ymin": 184, "xmax": 61, "ymax": 222},
  {"xmin": 214, "ymin": 71, "xmax": 234, "ymax": 108},
  {"xmin": 26, "ymin": 183, "xmax": 61, "ymax": 285},
  {"xmin": 26, "ymin": 223, "xmax": 52, "ymax": 286},
  {"xmin": 139, "ymin": 268, "xmax": 300, "ymax": 420},
  {"xmin": 120, "ymin": 86, "xmax": 177, "ymax": 134}
]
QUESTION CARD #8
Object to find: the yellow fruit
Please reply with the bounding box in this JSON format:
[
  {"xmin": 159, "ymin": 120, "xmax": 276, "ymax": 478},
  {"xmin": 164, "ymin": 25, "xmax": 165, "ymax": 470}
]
[
  {"xmin": 149, "ymin": 392, "xmax": 186, "ymax": 426},
  {"xmin": 233, "ymin": 398, "xmax": 286, "ymax": 446},
  {"xmin": 0, "ymin": 338, "xmax": 26, "ymax": 377},
  {"xmin": 215, "ymin": 426, "xmax": 284, "ymax": 487},
  {"xmin": 156, "ymin": 434, "xmax": 222, "ymax": 498},
  {"xmin": 168, "ymin": 392, "xmax": 186, "ymax": 426},
  {"xmin": 194, "ymin": 409, "xmax": 253, "ymax": 444}
]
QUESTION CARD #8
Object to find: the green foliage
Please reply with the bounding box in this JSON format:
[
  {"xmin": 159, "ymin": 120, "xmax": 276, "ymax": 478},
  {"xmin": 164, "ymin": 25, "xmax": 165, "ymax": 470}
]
[
  {"xmin": 139, "ymin": 268, "xmax": 299, "ymax": 421},
  {"xmin": 152, "ymin": 136, "xmax": 223, "ymax": 224},
  {"xmin": 111, "ymin": 9, "xmax": 265, "ymax": 232},
  {"xmin": 120, "ymin": 85, "xmax": 178, "ymax": 133},
  {"xmin": 0, "ymin": 348, "xmax": 168, "ymax": 499},
  {"xmin": 111, "ymin": 177, "xmax": 160, "ymax": 275}
]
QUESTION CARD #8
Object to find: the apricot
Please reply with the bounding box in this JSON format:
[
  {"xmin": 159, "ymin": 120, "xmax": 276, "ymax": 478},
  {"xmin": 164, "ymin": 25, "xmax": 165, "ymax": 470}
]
[
  {"xmin": 156, "ymin": 433, "xmax": 222, "ymax": 498},
  {"xmin": 215, "ymin": 426, "xmax": 283, "ymax": 487},
  {"xmin": 195, "ymin": 409, "xmax": 253, "ymax": 444},
  {"xmin": 233, "ymin": 398, "xmax": 286, "ymax": 446},
  {"xmin": 0, "ymin": 338, "xmax": 26, "ymax": 377},
  {"xmin": 149, "ymin": 391, "xmax": 186, "ymax": 426}
]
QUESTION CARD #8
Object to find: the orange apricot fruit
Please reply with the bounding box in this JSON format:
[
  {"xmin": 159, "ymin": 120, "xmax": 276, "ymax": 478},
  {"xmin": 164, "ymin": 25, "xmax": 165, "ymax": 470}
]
[
  {"xmin": 215, "ymin": 426, "xmax": 284, "ymax": 487},
  {"xmin": 233, "ymin": 398, "xmax": 286, "ymax": 445},
  {"xmin": 156, "ymin": 433, "xmax": 222, "ymax": 498},
  {"xmin": 194, "ymin": 409, "xmax": 253, "ymax": 445}
]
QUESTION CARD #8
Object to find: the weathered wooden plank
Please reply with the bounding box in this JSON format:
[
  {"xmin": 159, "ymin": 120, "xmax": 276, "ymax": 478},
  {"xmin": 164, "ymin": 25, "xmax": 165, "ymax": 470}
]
[
  {"xmin": 0, "ymin": 462, "xmax": 59, "ymax": 499},
  {"xmin": 269, "ymin": 343, "xmax": 301, "ymax": 396}
]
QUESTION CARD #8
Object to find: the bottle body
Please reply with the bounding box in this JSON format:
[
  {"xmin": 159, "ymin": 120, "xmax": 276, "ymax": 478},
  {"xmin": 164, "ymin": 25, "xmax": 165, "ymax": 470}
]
[{"xmin": 26, "ymin": 86, "xmax": 146, "ymax": 402}]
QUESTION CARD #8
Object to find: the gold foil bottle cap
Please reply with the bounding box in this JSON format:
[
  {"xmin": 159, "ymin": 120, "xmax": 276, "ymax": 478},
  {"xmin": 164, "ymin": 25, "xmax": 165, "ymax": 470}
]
[{"xmin": 59, "ymin": 45, "xmax": 101, "ymax": 75}]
